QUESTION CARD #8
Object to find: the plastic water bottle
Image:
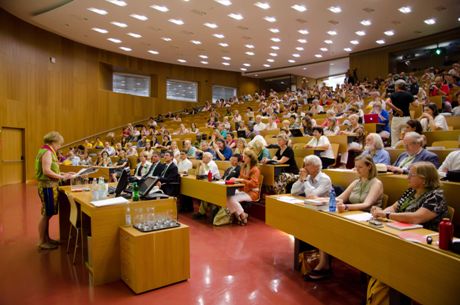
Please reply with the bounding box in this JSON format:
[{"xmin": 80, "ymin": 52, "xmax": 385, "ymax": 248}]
[
  {"xmin": 207, "ymin": 170, "xmax": 212, "ymax": 182},
  {"xmin": 98, "ymin": 177, "xmax": 105, "ymax": 199},
  {"xmin": 328, "ymin": 187, "xmax": 336, "ymax": 212},
  {"xmin": 132, "ymin": 182, "xmax": 140, "ymax": 201},
  {"xmin": 92, "ymin": 179, "xmax": 99, "ymax": 200},
  {"xmin": 125, "ymin": 204, "xmax": 132, "ymax": 227}
]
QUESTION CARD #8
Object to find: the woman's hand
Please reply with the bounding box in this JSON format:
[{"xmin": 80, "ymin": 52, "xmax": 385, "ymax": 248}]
[
  {"xmin": 336, "ymin": 202, "xmax": 347, "ymax": 213},
  {"xmin": 371, "ymin": 206, "xmax": 384, "ymax": 218}
]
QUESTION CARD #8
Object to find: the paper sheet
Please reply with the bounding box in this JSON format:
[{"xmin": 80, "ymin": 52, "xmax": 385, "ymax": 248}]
[
  {"xmin": 277, "ymin": 196, "xmax": 304, "ymax": 204},
  {"xmin": 91, "ymin": 196, "xmax": 129, "ymax": 207},
  {"xmin": 344, "ymin": 212, "xmax": 373, "ymax": 222}
]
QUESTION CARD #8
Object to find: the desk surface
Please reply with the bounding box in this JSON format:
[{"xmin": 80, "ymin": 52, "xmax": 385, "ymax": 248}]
[{"xmin": 265, "ymin": 195, "xmax": 460, "ymax": 305}]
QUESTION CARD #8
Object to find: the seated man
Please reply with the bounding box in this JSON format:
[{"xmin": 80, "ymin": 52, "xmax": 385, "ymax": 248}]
[
  {"xmin": 253, "ymin": 115, "xmax": 267, "ymax": 133},
  {"xmin": 438, "ymin": 150, "xmax": 460, "ymax": 177},
  {"xmin": 195, "ymin": 141, "xmax": 216, "ymax": 160},
  {"xmin": 102, "ymin": 141, "xmax": 116, "ymax": 156},
  {"xmin": 213, "ymin": 138, "xmax": 233, "ymax": 161},
  {"xmin": 193, "ymin": 152, "xmax": 221, "ymax": 219},
  {"xmin": 387, "ymin": 132, "xmax": 440, "ymax": 174},
  {"xmin": 177, "ymin": 150, "xmax": 193, "ymax": 174},
  {"xmin": 155, "ymin": 151, "xmax": 180, "ymax": 196},
  {"xmin": 183, "ymin": 140, "xmax": 197, "ymax": 159},
  {"xmin": 146, "ymin": 151, "xmax": 164, "ymax": 177},
  {"xmin": 291, "ymin": 155, "xmax": 332, "ymax": 198},
  {"xmin": 222, "ymin": 154, "xmax": 241, "ymax": 181}
]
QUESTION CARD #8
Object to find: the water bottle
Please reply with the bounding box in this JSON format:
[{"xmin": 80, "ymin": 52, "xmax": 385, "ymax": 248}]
[
  {"xmin": 91, "ymin": 179, "xmax": 98, "ymax": 200},
  {"xmin": 132, "ymin": 182, "xmax": 140, "ymax": 201},
  {"xmin": 98, "ymin": 177, "xmax": 105, "ymax": 199},
  {"xmin": 439, "ymin": 218, "xmax": 453, "ymax": 250},
  {"xmin": 207, "ymin": 170, "xmax": 212, "ymax": 182},
  {"xmin": 328, "ymin": 187, "xmax": 336, "ymax": 212},
  {"xmin": 125, "ymin": 204, "xmax": 132, "ymax": 227}
]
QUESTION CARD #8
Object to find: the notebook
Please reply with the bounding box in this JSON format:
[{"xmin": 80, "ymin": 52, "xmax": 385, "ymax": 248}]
[
  {"xmin": 386, "ymin": 221, "xmax": 423, "ymax": 231},
  {"xmin": 364, "ymin": 113, "xmax": 378, "ymax": 124}
]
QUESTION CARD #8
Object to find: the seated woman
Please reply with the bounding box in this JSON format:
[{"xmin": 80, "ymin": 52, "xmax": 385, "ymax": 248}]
[
  {"xmin": 227, "ymin": 149, "xmax": 260, "ymax": 225},
  {"xmin": 251, "ymin": 140, "xmax": 270, "ymax": 162},
  {"xmin": 323, "ymin": 117, "xmax": 340, "ymax": 136},
  {"xmin": 370, "ymin": 101, "xmax": 390, "ymax": 140},
  {"xmin": 125, "ymin": 142, "xmax": 138, "ymax": 157},
  {"xmin": 305, "ymin": 127, "xmax": 336, "ymax": 169},
  {"xmin": 339, "ymin": 114, "xmax": 365, "ymax": 167},
  {"xmin": 110, "ymin": 149, "xmax": 130, "ymax": 182},
  {"xmin": 361, "ymin": 133, "xmax": 391, "ymax": 165},
  {"xmin": 372, "ymin": 161, "xmax": 448, "ymax": 231},
  {"xmin": 190, "ymin": 122, "xmax": 200, "ymax": 134},
  {"xmin": 225, "ymin": 133, "xmax": 237, "ymax": 149},
  {"xmin": 305, "ymin": 155, "xmax": 383, "ymax": 280},
  {"xmin": 79, "ymin": 151, "xmax": 92, "ymax": 166},
  {"xmin": 393, "ymin": 119, "xmax": 426, "ymax": 148},
  {"xmin": 97, "ymin": 151, "xmax": 112, "ymax": 167},
  {"xmin": 419, "ymin": 103, "xmax": 449, "ymax": 132},
  {"xmin": 173, "ymin": 123, "xmax": 190, "ymax": 135},
  {"xmin": 233, "ymin": 138, "xmax": 247, "ymax": 155}
]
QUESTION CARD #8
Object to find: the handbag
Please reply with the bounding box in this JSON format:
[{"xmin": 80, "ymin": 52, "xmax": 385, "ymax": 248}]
[
  {"xmin": 298, "ymin": 249, "xmax": 319, "ymax": 275},
  {"xmin": 213, "ymin": 207, "xmax": 233, "ymax": 226}
]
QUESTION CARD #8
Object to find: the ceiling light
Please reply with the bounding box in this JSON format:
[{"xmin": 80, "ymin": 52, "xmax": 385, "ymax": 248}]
[
  {"xmin": 191, "ymin": 40, "xmax": 202, "ymax": 45},
  {"xmin": 213, "ymin": 33, "xmax": 225, "ymax": 39},
  {"xmin": 204, "ymin": 22, "xmax": 218, "ymax": 29},
  {"xmin": 201, "ymin": 61, "xmax": 208, "ymax": 64},
  {"xmin": 169, "ymin": 19, "xmax": 184, "ymax": 25},
  {"xmin": 199, "ymin": 55, "xmax": 208, "ymax": 59},
  {"xmin": 296, "ymin": 47, "xmax": 304, "ymax": 51},
  {"xmin": 424, "ymin": 18, "xmax": 436, "ymax": 25},
  {"xmin": 328, "ymin": 6, "xmax": 342, "ymax": 13},
  {"xmin": 215, "ymin": 0, "xmax": 232, "ymax": 6},
  {"xmin": 254, "ymin": 2, "xmax": 270, "ymax": 10},
  {"xmin": 376, "ymin": 39, "xmax": 385, "ymax": 44},
  {"xmin": 222, "ymin": 56, "xmax": 231, "ymax": 60},
  {"xmin": 269, "ymin": 28, "xmax": 280, "ymax": 33},
  {"xmin": 264, "ymin": 16, "xmax": 277, "ymax": 23},
  {"xmin": 263, "ymin": 64, "xmax": 271, "ymax": 67},
  {"xmin": 344, "ymin": 48, "xmax": 352, "ymax": 52},
  {"xmin": 92, "ymin": 27, "xmax": 108, "ymax": 34},
  {"xmin": 245, "ymin": 44, "xmax": 255, "ymax": 49},
  {"xmin": 222, "ymin": 62, "xmax": 230, "ymax": 66},
  {"xmin": 350, "ymin": 40, "xmax": 359, "ymax": 45},
  {"xmin": 297, "ymin": 39, "xmax": 307, "ymax": 44},
  {"xmin": 106, "ymin": 0, "xmax": 127, "ymax": 6},
  {"xmin": 291, "ymin": 4, "xmax": 307, "ymax": 12},
  {"xmin": 267, "ymin": 58, "xmax": 275, "ymax": 62},
  {"xmin": 148, "ymin": 50, "xmax": 159, "ymax": 55},
  {"xmin": 327, "ymin": 30, "xmax": 337, "ymax": 36},
  {"xmin": 246, "ymin": 51, "xmax": 255, "ymax": 56},
  {"xmin": 111, "ymin": 21, "xmax": 127, "ymax": 28},
  {"xmin": 271, "ymin": 37, "xmax": 281, "ymax": 42},
  {"xmin": 298, "ymin": 29, "xmax": 309, "ymax": 35},
  {"xmin": 127, "ymin": 33, "xmax": 142, "ymax": 38},
  {"xmin": 219, "ymin": 42, "xmax": 229, "ymax": 47},
  {"xmin": 228, "ymin": 13, "xmax": 243, "ymax": 20},
  {"xmin": 271, "ymin": 46, "xmax": 280, "ymax": 50},
  {"xmin": 119, "ymin": 46, "xmax": 132, "ymax": 51},
  {"xmin": 177, "ymin": 59, "xmax": 187, "ymax": 63},
  {"xmin": 130, "ymin": 14, "xmax": 148, "ymax": 21},
  {"xmin": 269, "ymin": 53, "xmax": 278, "ymax": 56},
  {"xmin": 292, "ymin": 54, "xmax": 301, "ymax": 58},
  {"xmin": 243, "ymin": 63, "xmax": 251, "ymax": 67},
  {"xmin": 302, "ymin": 67, "xmax": 307, "ymax": 70},
  {"xmin": 320, "ymin": 47, "xmax": 328, "ymax": 52},
  {"xmin": 288, "ymin": 59, "xmax": 296, "ymax": 63},
  {"xmin": 398, "ymin": 6, "xmax": 412, "ymax": 14},
  {"xmin": 87, "ymin": 8, "xmax": 108, "ymax": 15},
  {"xmin": 360, "ymin": 20, "xmax": 372, "ymax": 26},
  {"xmin": 314, "ymin": 54, "xmax": 322, "ymax": 58},
  {"xmin": 151, "ymin": 5, "xmax": 169, "ymax": 12},
  {"xmin": 162, "ymin": 37, "xmax": 172, "ymax": 41},
  {"xmin": 384, "ymin": 30, "xmax": 395, "ymax": 36},
  {"xmin": 240, "ymin": 67, "xmax": 247, "ymax": 71},
  {"xmin": 355, "ymin": 31, "xmax": 366, "ymax": 36},
  {"xmin": 324, "ymin": 40, "xmax": 333, "ymax": 44},
  {"xmin": 108, "ymin": 38, "xmax": 121, "ymax": 43}
]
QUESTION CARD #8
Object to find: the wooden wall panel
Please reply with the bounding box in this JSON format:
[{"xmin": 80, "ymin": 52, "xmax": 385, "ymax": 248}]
[{"xmin": 0, "ymin": 9, "xmax": 259, "ymax": 184}]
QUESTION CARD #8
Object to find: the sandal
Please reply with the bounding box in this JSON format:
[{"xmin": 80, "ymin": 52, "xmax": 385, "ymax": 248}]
[
  {"xmin": 48, "ymin": 239, "xmax": 61, "ymax": 245},
  {"xmin": 239, "ymin": 213, "xmax": 248, "ymax": 225},
  {"xmin": 38, "ymin": 243, "xmax": 58, "ymax": 250}
]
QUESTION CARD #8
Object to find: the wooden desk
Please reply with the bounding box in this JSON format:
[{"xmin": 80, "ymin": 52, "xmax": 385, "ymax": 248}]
[
  {"xmin": 259, "ymin": 163, "xmax": 289, "ymax": 186},
  {"xmin": 265, "ymin": 195, "xmax": 460, "ymax": 305},
  {"xmin": 180, "ymin": 175, "xmax": 243, "ymax": 207},
  {"xmin": 385, "ymin": 148, "xmax": 457, "ymax": 164},
  {"xmin": 425, "ymin": 130, "xmax": 460, "ymax": 146},
  {"xmin": 60, "ymin": 165, "xmax": 111, "ymax": 181},
  {"xmin": 58, "ymin": 186, "xmax": 177, "ymax": 285}
]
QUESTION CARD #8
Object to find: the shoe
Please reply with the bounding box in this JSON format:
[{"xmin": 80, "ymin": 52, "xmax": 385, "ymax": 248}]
[
  {"xmin": 304, "ymin": 268, "xmax": 332, "ymax": 281},
  {"xmin": 192, "ymin": 212, "xmax": 206, "ymax": 219},
  {"xmin": 48, "ymin": 239, "xmax": 61, "ymax": 245},
  {"xmin": 38, "ymin": 243, "xmax": 58, "ymax": 250},
  {"xmin": 238, "ymin": 213, "xmax": 248, "ymax": 226}
]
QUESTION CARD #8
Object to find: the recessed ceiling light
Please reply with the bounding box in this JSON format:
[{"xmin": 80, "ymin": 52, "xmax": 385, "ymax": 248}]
[
  {"xmin": 127, "ymin": 33, "xmax": 142, "ymax": 38},
  {"xmin": 222, "ymin": 56, "xmax": 231, "ymax": 60},
  {"xmin": 240, "ymin": 67, "xmax": 247, "ymax": 71},
  {"xmin": 296, "ymin": 47, "xmax": 304, "ymax": 51},
  {"xmin": 92, "ymin": 27, "xmax": 108, "ymax": 34},
  {"xmin": 292, "ymin": 53, "xmax": 300, "ymax": 58},
  {"xmin": 271, "ymin": 37, "xmax": 281, "ymax": 42},
  {"xmin": 111, "ymin": 21, "xmax": 127, "ymax": 28},
  {"xmin": 245, "ymin": 44, "xmax": 255, "ymax": 49},
  {"xmin": 315, "ymin": 54, "xmax": 322, "ymax": 58},
  {"xmin": 330, "ymin": 63, "xmax": 335, "ymax": 66},
  {"xmin": 424, "ymin": 18, "xmax": 436, "ymax": 25},
  {"xmin": 201, "ymin": 61, "xmax": 208, "ymax": 64},
  {"xmin": 269, "ymin": 52, "xmax": 278, "ymax": 56},
  {"xmin": 360, "ymin": 20, "xmax": 372, "ymax": 26},
  {"xmin": 376, "ymin": 39, "xmax": 385, "ymax": 44},
  {"xmin": 320, "ymin": 47, "xmax": 328, "ymax": 52},
  {"xmin": 398, "ymin": 6, "xmax": 412, "ymax": 14},
  {"xmin": 204, "ymin": 22, "xmax": 218, "ymax": 29},
  {"xmin": 291, "ymin": 4, "xmax": 307, "ymax": 12},
  {"xmin": 267, "ymin": 58, "xmax": 275, "ymax": 62},
  {"xmin": 169, "ymin": 19, "xmax": 184, "ymax": 25},
  {"xmin": 350, "ymin": 40, "xmax": 359, "ymax": 45},
  {"xmin": 162, "ymin": 37, "xmax": 172, "ymax": 41},
  {"xmin": 177, "ymin": 59, "xmax": 187, "ymax": 63},
  {"xmin": 328, "ymin": 6, "xmax": 342, "ymax": 13},
  {"xmin": 148, "ymin": 50, "xmax": 159, "ymax": 55},
  {"xmin": 222, "ymin": 62, "xmax": 230, "ymax": 66},
  {"xmin": 119, "ymin": 46, "xmax": 132, "ymax": 51},
  {"xmin": 254, "ymin": 2, "xmax": 270, "ymax": 10},
  {"xmin": 219, "ymin": 42, "xmax": 229, "ymax": 47},
  {"xmin": 458, "ymin": 17, "xmax": 460, "ymax": 22},
  {"xmin": 130, "ymin": 14, "xmax": 148, "ymax": 21},
  {"xmin": 384, "ymin": 30, "xmax": 395, "ymax": 36},
  {"xmin": 228, "ymin": 13, "xmax": 243, "ymax": 20},
  {"xmin": 269, "ymin": 28, "xmax": 280, "ymax": 33},
  {"xmin": 191, "ymin": 40, "xmax": 202, "ymax": 45},
  {"xmin": 344, "ymin": 48, "xmax": 352, "ymax": 52},
  {"xmin": 355, "ymin": 31, "xmax": 366, "ymax": 36},
  {"xmin": 298, "ymin": 29, "xmax": 309, "ymax": 35},
  {"xmin": 106, "ymin": 0, "xmax": 127, "ymax": 7},
  {"xmin": 263, "ymin": 64, "xmax": 271, "ymax": 67},
  {"xmin": 87, "ymin": 8, "xmax": 108, "ymax": 15},
  {"xmin": 246, "ymin": 51, "xmax": 255, "ymax": 56},
  {"xmin": 151, "ymin": 5, "xmax": 169, "ymax": 12},
  {"xmin": 213, "ymin": 33, "xmax": 225, "ymax": 39},
  {"xmin": 324, "ymin": 40, "xmax": 333, "ymax": 44},
  {"xmin": 302, "ymin": 67, "xmax": 307, "ymax": 70},
  {"xmin": 199, "ymin": 55, "xmax": 208, "ymax": 59},
  {"xmin": 288, "ymin": 59, "xmax": 296, "ymax": 63},
  {"xmin": 243, "ymin": 63, "xmax": 251, "ymax": 67},
  {"xmin": 215, "ymin": 0, "xmax": 232, "ymax": 6},
  {"xmin": 327, "ymin": 30, "xmax": 337, "ymax": 36},
  {"xmin": 264, "ymin": 16, "xmax": 277, "ymax": 23},
  {"xmin": 271, "ymin": 46, "xmax": 280, "ymax": 50},
  {"xmin": 107, "ymin": 38, "xmax": 122, "ymax": 43},
  {"xmin": 297, "ymin": 39, "xmax": 307, "ymax": 44}
]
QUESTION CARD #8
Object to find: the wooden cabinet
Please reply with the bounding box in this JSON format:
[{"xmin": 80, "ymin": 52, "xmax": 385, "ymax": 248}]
[{"xmin": 119, "ymin": 224, "xmax": 190, "ymax": 294}]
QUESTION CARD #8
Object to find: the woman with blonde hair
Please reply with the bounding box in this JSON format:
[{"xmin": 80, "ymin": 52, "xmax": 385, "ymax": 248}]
[
  {"xmin": 233, "ymin": 138, "xmax": 247, "ymax": 155},
  {"xmin": 227, "ymin": 149, "xmax": 261, "ymax": 225},
  {"xmin": 251, "ymin": 140, "xmax": 270, "ymax": 162}
]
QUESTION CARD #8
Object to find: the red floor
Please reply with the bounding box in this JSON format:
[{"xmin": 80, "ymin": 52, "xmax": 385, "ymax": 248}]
[{"xmin": 0, "ymin": 184, "xmax": 364, "ymax": 305}]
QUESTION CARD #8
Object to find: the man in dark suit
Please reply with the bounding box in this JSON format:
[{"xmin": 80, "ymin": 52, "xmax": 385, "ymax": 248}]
[
  {"xmin": 388, "ymin": 131, "xmax": 440, "ymax": 174},
  {"xmin": 156, "ymin": 151, "xmax": 180, "ymax": 196},
  {"xmin": 222, "ymin": 154, "xmax": 241, "ymax": 181},
  {"xmin": 147, "ymin": 151, "xmax": 165, "ymax": 177}
]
